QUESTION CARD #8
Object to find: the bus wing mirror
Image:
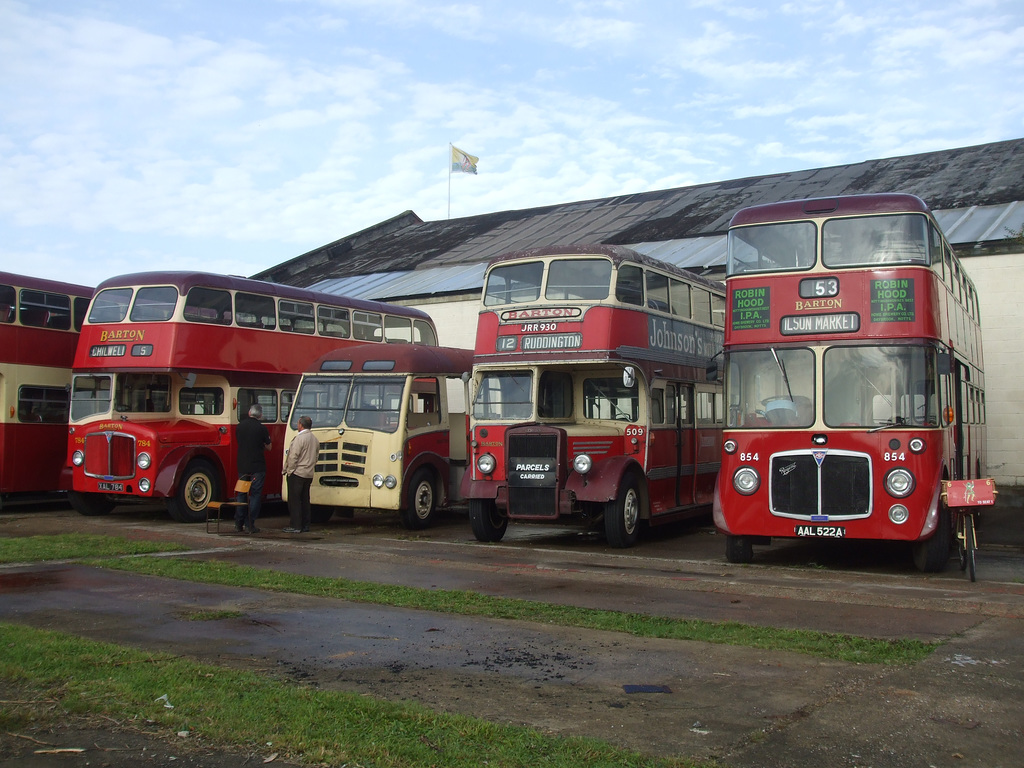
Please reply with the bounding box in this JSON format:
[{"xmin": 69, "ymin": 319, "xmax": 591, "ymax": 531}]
[
  {"xmin": 622, "ymin": 366, "xmax": 636, "ymax": 388},
  {"xmin": 706, "ymin": 361, "xmax": 719, "ymax": 382}
]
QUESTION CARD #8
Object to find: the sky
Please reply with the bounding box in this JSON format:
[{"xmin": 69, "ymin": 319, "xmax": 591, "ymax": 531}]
[{"xmin": 2, "ymin": 0, "xmax": 1023, "ymax": 289}]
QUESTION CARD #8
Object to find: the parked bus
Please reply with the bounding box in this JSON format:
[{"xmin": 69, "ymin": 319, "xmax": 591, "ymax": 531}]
[
  {"xmin": 463, "ymin": 244, "xmax": 725, "ymax": 547},
  {"xmin": 285, "ymin": 344, "xmax": 473, "ymax": 529},
  {"xmin": 715, "ymin": 194, "xmax": 985, "ymax": 571},
  {"xmin": 66, "ymin": 271, "xmax": 438, "ymax": 522},
  {"xmin": 0, "ymin": 272, "xmax": 92, "ymax": 503}
]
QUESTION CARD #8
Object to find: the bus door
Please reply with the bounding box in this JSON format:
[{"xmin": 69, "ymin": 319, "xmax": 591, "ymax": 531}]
[
  {"xmin": 671, "ymin": 383, "xmax": 696, "ymax": 507},
  {"xmin": 953, "ymin": 359, "xmax": 968, "ymax": 480}
]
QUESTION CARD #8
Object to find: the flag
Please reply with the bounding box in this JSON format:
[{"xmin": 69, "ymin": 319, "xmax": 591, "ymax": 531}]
[{"xmin": 451, "ymin": 145, "xmax": 479, "ymax": 175}]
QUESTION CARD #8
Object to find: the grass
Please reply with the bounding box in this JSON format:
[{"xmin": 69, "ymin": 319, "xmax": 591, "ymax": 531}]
[
  {"xmin": 0, "ymin": 622, "xmax": 702, "ymax": 768},
  {"xmin": 0, "ymin": 533, "xmax": 186, "ymax": 564}
]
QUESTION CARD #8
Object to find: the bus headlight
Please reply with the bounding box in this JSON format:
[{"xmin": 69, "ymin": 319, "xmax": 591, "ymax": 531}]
[
  {"xmin": 384, "ymin": 475, "xmax": 397, "ymax": 489},
  {"xmin": 723, "ymin": 439, "xmax": 737, "ymax": 454},
  {"xmin": 733, "ymin": 466, "xmax": 760, "ymax": 495},
  {"xmin": 889, "ymin": 504, "xmax": 909, "ymax": 524},
  {"xmin": 139, "ymin": 478, "xmax": 151, "ymax": 493},
  {"xmin": 573, "ymin": 454, "xmax": 592, "ymax": 475},
  {"xmin": 884, "ymin": 468, "xmax": 915, "ymax": 498},
  {"xmin": 137, "ymin": 452, "xmax": 152, "ymax": 470},
  {"xmin": 909, "ymin": 438, "xmax": 925, "ymax": 454},
  {"xmin": 72, "ymin": 451, "xmax": 84, "ymax": 467},
  {"xmin": 372, "ymin": 474, "xmax": 385, "ymax": 488},
  {"xmin": 476, "ymin": 453, "xmax": 496, "ymax": 475}
]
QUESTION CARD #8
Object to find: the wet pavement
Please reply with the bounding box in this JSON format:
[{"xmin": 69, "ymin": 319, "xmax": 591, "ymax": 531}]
[{"xmin": 1, "ymin": 501, "xmax": 1023, "ymax": 767}]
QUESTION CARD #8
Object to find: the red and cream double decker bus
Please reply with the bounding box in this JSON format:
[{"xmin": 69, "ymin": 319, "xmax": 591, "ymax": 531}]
[
  {"xmin": 285, "ymin": 344, "xmax": 473, "ymax": 529},
  {"xmin": 715, "ymin": 194, "xmax": 985, "ymax": 571},
  {"xmin": 464, "ymin": 245, "xmax": 725, "ymax": 547},
  {"xmin": 0, "ymin": 273, "xmax": 92, "ymax": 502},
  {"xmin": 66, "ymin": 271, "xmax": 437, "ymax": 522}
]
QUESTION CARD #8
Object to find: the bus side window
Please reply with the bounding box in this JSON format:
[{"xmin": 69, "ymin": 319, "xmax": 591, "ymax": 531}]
[
  {"xmin": 651, "ymin": 387, "xmax": 665, "ymax": 424},
  {"xmin": 408, "ymin": 379, "xmax": 440, "ymax": 429},
  {"xmin": 616, "ymin": 265, "xmax": 644, "ymax": 306}
]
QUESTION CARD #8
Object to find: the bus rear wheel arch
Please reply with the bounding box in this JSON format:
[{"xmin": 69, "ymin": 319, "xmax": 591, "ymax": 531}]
[
  {"xmin": 168, "ymin": 459, "xmax": 219, "ymax": 524},
  {"xmin": 470, "ymin": 498, "xmax": 508, "ymax": 542},
  {"xmin": 400, "ymin": 468, "xmax": 437, "ymax": 530}
]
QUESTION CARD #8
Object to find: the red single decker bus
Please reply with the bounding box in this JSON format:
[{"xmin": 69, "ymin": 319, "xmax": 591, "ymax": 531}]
[
  {"xmin": 715, "ymin": 194, "xmax": 986, "ymax": 571},
  {"xmin": 1, "ymin": 273, "xmax": 92, "ymax": 502},
  {"xmin": 66, "ymin": 271, "xmax": 437, "ymax": 522},
  {"xmin": 464, "ymin": 245, "xmax": 725, "ymax": 547}
]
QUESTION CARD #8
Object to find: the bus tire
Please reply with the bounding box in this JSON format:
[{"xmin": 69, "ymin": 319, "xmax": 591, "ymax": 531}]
[
  {"xmin": 725, "ymin": 535, "xmax": 754, "ymax": 564},
  {"xmin": 68, "ymin": 490, "xmax": 114, "ymax": 517},
  {"xmin": 168, "ymin": 460, "xmax": 218, "ymax": 524},
  {"xmin": 310, "ymin": 505, "xmax": 334, "ymax": 524},
  {"xmin": 469, "ymin": 498, "xmax": 507, "ymax": 542},
  {"xmin": 912, "ymin": 507, "xmax": 952, "ymax": 573},
  {"xmin": 604, "ymin": 474, "xmax": 641, "ymax": 548},
  {"xmin": 400, "ymin": 468, "xmax": 436, "ymax": 530}
]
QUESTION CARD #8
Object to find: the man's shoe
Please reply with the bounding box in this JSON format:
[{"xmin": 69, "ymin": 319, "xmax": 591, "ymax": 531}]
[
  {"xmin": 234, "ymin": 522, "xmax": 245, "ymax": 532},
  {"xmin": 246, "ymin": 525, "xmax": 260, "ymax": 534},
  {"xmin": 282, "ymin": 527, "xmax": 301, "ymax": 533},
  {"xmin": 300, "ymin": 528, "xmax": 310, "ymax": 533}
]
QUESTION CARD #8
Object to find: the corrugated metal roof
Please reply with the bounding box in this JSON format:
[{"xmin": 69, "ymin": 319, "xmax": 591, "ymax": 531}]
[
  {"xmin": 309, "ymin": 201, "xmax": 1022, "ymax": 304},
  {"xmin": 257, "ymin": 138, "xmax": 1024, "ymax": 295}
]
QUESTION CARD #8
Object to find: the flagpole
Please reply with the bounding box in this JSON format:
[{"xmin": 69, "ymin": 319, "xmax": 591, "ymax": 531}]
[{"xmin": 447, "ymin": 143, "xmax": 452, "ymax": 219}]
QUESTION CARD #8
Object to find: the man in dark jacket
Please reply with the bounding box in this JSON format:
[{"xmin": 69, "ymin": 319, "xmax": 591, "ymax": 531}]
[{"xmin": 235, "ymin": 403, "xmax": 271, "ymax": 533}]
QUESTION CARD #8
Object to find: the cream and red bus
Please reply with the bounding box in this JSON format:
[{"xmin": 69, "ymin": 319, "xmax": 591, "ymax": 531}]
[
  {"xmin": 285, "ymin": 344, "xmax": 473, "ymax": 528},
  {"xmin": 0, "ymin": 272, "xmax": 91, "ymax": 503},
  {"xmin": 716, "ymin": 194, "xmax": 985, "ymax": 571},
  {"xmin": 66, "ymin": 271, "xmax": 437, "ymax": 522},
  {"xmin": 464, "ymin": 244, "xmax": 725, "ymax": 547}
]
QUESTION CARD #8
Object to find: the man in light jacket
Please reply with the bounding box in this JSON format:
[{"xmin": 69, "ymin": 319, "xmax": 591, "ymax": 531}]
[{"xmin": 283, "ymin": 415, "xmax": 318, "ymax": 533}]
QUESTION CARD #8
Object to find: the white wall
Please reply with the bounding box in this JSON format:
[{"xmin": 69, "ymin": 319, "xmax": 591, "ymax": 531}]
[{"xmin": 962, "ymin": 251, "xmax": 1024, "ymax": 487}]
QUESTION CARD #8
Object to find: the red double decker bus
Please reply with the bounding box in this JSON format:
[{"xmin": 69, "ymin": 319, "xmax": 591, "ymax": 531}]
[
  {"xmin": 464, "ymin": 245, "xmax": 725, "ymax": 547},
  {"xmin": 0, "ymin": 273, "xmax": 92, "ymax": 502},
  {"xmin": 715, "ymin": 194, "xmax": 985, "ymax": 571},
  {"xmin": 66, "ymin": 271, "xmax": 437, "ymax": 522}
]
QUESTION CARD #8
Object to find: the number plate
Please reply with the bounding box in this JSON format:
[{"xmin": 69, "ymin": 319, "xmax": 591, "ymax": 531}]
[
  {"xmin": 97, "ymin": 482, "xmax": 124, "ymax": 491},
  {"xmin": 794, "ymin": 525, "xmax": 845, "ymax": 538}
]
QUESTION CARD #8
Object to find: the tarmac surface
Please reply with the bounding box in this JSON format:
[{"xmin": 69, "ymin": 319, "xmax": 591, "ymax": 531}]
[{"xmin": 0, "ymin": 499, "xmax": 1022, "ymax": 767}]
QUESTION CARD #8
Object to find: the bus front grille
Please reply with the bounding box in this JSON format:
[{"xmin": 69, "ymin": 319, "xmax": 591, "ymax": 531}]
[
  {"xmin": 770, "ymin": 451, "xmax": 871, "ymax": 518},
  {"xmin": 84, "ymin": 432, "xmax": 136, "ymax": 480},
  {"xmin": 507, "ymin": 431, "xmax": 559, "ymax": 518}
]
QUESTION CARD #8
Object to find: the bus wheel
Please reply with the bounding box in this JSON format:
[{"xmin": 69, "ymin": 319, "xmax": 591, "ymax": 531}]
[
  {"xmin": 470, "ymin": 498, "xmax": 508, "ymax": 542},
  {"xmin": 68, "ymin": 491, "xmax": 114, "ymax": 517},
  {"xmin": 725, "ymin": 535, "xmax": 753, "ymax": 564},
  {"xmin": 400, "ymin": 469, "xmax": 436, "ymax": 530},
  {"xmin": 310, "ymin": 505, "xmax": 334, "ymax": 524},
  {"xmin": 912, "ymin": 507, "xmax": 952, "ymax": 572},
  {"xmin": 168, "ymin": 460, "xmax": 218, "ymax": 524},
  {"xmin": 605, "ymin": 475, "xmax": 641, "ymax": 548}
]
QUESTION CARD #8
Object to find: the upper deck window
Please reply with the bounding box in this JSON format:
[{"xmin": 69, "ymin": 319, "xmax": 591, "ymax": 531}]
[
  {"xmin": 823, "ymin": 214, "xmax": 929, "ymax": 268},
  {"xmin": 0, "ymin": 284, "xmax": 15, "ymax": 323},
  {"xmin": 353, "ymin": 310, "xmax": 383, "ymax": 341},
  {"xmin": 384, "ymin": 315, "xmax": 413, "ymax": 343},
  {"xmin": 413, "ymin": 319, "xmax": 437, "ymax": 346},
  {"xmin": 130, "ymin": 286, "xmax": 178, "ymax": 322},
  {"xmin": 484, "ymin": 261, "xmax": 543, "ymax": 306},
  {"xmin": 236, "ymin": 292, "xmax": 276, "ymax": 329},
  {"xmin": 317, "ymin": 306, "xmax": 349, "ymax": 338},
  {"xmin": 184, "ymin": 287, "xmax": 232, "ymax": 325},
  {"xmin": 546, "ymin": 258, "xmax": 611, "ymax": 301},
  {"xmin": 88, "ymin": 288, "xmax": 132, "ymax": 324},
  {"xmin": 20, "ymin": 289, "xmax": 72, "ymax": 329},
  {"xmin": 615, "ymin": 265, "xmax": 644, "ymax": 306},
  {"xmin": 728, "ymin": 221, "xmax": 816, "ymax": 275},
  {"xmin": 280, "ymin": 300, "xmax": 315, "ymax": 334}
]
